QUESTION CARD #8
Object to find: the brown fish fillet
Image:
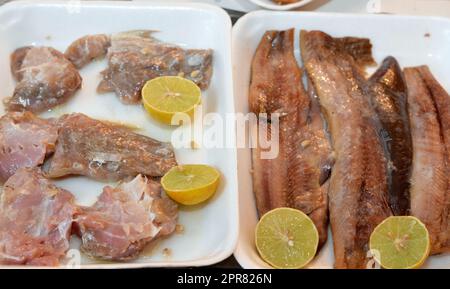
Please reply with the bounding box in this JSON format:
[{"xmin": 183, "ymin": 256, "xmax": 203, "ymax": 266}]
[
  {"xmin": 249, "ymin": 29, "xmax": 331, "ymax": 247},
  {"xmin": 43, "ymin": 113, "xmax": 177, "ymax": 181},
  {"xmin": 5, "ymin": 46, "xmax": 82, "ymax": 113},
  {"xmin": 404, "ymin": 66, "xmax": 449, "ymax": 254},
  {"xmin": 416, "ymin": 66, "xmax": 450, "ymax": 253},
  {"xmin": 367, "ymin": 57, "xmax": 412, "ymax": 215},
  {"xmin": 65, "ymin": 34, "xmax": 111, "ymax": 69},
  {"xmin": 98, "ymin": 31, "xmax": 213, "ymax": 104},
  {"xmin": 301, "ymin": 30, "xmax": 391, "ymax": 268},
  {"xmin": 302, "ymin": 82, "xmax": 334, "ymax": 245}
]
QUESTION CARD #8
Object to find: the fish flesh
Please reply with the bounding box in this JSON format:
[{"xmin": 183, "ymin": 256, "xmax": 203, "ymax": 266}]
[
  {"xmin": 65, "ymin": 34, "xmax": 111, "ymax": 68},
  {"xmin": 415, "ymin": 66, "xmax": 450, "ymax": 254},
  {"xmin": 302, "ymin": 82, "xmax": 334, "ymax": 246},
  {"xmin": 43, "ymin": 113, "xmax": 177, "ymax": 181},
  {"xmin": 249, "ymin": 29, "xmax": 331, "ymax": 247},
  {"xmin": 404, "ymin": 66, "xmax": 449, "ymax": 254},
  {"xmin": 366, "ymin": 57, "xmax": 412, "ymax": 216},
  {"xmin": 5, "ymin": 46, "xmax": 82, "ymax": 113},
  {"xmin": 0, "ymin": 112, "xmax": 58, "ymax": 183},
  {"xmin": 97, "ymin": 30, "xmax": 213, "ymax": 104},
  {"xmin": 301, "ymin": 30, "xmax": 391, "ymax": 268},
  {"xmin": 0, "ymin": 168, "xmax": 77, "ymax": 266},
  {"xmin": 75, "ymin": 175, "xmax": 178, "ymax": 260}
]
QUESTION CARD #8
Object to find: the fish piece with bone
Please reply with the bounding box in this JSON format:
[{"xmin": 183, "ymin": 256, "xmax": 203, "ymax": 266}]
[
  {"xmin": 301, "ymin": 30, "xmax": 392, "ymax": 268},
  {"xmin": 74, "ymin": 174, "xmax": 178, "ymax": 261},
  {"xmin": 43, "ymin": 113, "xmax": 177, "ymax": 181},
  {"xmin": 249, "ymin": 29, "xmax": 332, "ymax": 247},
  {"xmin": 5, "ymin": 46, "xmax": 82, "ymax": 113},
  {"xmin": 0, "ymin": 168, "xmax": 77, "ymax": 266},
  {"xmin": 0, "ymin": 111, "xmax": 58, "ymax": 183}
]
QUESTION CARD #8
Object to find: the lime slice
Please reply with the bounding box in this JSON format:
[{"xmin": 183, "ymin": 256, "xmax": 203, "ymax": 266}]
[
  {"xmin": 142, "ymin": 76, "xmax": 201, "ymax": 125},
  {"xmin": 161, "ymin": 164, "xmax": 220, "ymax": 205},
  {"xmin": 255, "ymin": 208, "xmax": 319, "ymax": 269},
  {"xmin": 369, "ymin": 216, "xmax": 430, "ymax": 269}
]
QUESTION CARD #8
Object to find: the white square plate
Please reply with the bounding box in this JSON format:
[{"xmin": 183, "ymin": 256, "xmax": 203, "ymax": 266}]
[
  {"xmin": 232, "ymin": 10, "xmax": 450, "ymax": 269},
  {"xmin": 0, "ymin": 0, "xmax": 238, "ymax": 268}
]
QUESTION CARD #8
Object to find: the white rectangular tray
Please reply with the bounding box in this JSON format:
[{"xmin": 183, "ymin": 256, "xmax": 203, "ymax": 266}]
[
  {"xmin": 0, "ymin": 0, "xmax": 238, "ymax": 268},
  {"xmin": 232, "ymin": 10, "xmax": 450, "ymax": 269}
]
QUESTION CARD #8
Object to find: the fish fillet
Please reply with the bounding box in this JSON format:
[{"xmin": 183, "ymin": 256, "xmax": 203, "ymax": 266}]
[
  {"xmin": 98, "ymin": 30, "xmax": 213, "ymax": 104},
  {"xmin": 43, "ymin": 113, "xmax": 177, "ymax": 181},
  {"xmin": 249, "ymin": 29, "xmax": 331, "ymax": 247},
  {"xmin": 301, "ymin": 30, "xmax": 391, "ymax": 268},
  {"xmin": 404, "ymin": 66, "xmax": 449, "ymax": 254},
  {"xmin": 367, "ymin": 57, "xmax": 412, "ymax": 215}
]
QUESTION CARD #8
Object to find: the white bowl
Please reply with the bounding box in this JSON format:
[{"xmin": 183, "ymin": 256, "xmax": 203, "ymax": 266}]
[{"xmin": 248, "ymin": 0, "xmax": 313, "ymax": 11}]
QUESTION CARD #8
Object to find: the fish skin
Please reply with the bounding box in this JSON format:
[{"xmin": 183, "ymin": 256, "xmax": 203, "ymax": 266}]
[
  {"xmin": 404, "ymin": 66, "xmax": 449, "ymax": 254},
  {"xmin": 366, "ymin": 57, "xmax": 412, "ymax": 216},
  {"xmin": 301, "ymin": 30, "xmax": 391, "ymax": 268},
  {"xmin": 249, "ymin": 29, "xmax": 331, "ymax": 247}
]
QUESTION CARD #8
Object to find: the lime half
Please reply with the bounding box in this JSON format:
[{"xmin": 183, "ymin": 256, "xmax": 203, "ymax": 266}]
[
  {"xmin": 255, "ymin": 208, "xmax": 319, "ymax": 269},
  {"xmin": 369, "ymin": 216, "xmax": 430, "ymax": 269}
]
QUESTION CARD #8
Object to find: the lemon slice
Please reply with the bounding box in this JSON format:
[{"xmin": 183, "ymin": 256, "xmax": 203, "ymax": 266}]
[
  {"xmin": 161, "ymin": 164, "xmax": 220, "ymax": 205},
  {"xmin": 369, "ymin": 216, "xmax": 430, "ymax": 269},
  {"xmin": 255, "ymin": 208, "xmax": 319, "ymax": 269},
  {"xmin": 142, "ymin": 76, "xmax": 201, "ymax": 125}
]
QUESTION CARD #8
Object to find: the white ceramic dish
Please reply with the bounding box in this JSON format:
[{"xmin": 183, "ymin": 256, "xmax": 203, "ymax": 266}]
[
  {"xmin": 0, "ymin": 0, "xmax": 238, "ymax": 268},
  {"xmin": 248, "ymin": 0, "xmax": 313, "ymax": 11},
  {"xmin": 232, "ymin": 10, "xmax": 450, "ymax": 269}
]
